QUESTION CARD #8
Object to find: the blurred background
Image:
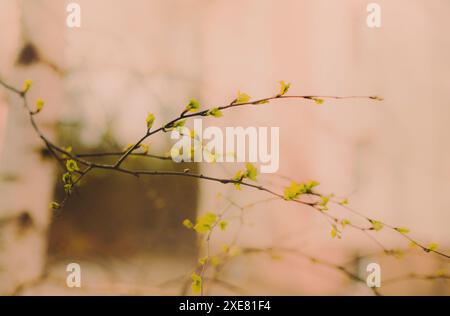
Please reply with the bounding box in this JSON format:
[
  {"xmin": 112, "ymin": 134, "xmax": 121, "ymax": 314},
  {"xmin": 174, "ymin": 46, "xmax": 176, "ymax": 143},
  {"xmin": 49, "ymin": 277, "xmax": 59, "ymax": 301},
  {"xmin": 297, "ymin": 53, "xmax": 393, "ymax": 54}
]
[{"xmin": 0, "ymin": 0, "xmax": 449, "ymax": 295}]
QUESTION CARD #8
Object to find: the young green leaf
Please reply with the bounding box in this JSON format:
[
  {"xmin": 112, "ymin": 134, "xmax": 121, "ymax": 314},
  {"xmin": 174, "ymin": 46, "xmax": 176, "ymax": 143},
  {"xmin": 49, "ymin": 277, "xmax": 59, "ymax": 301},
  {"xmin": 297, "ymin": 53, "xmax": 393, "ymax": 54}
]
[
  {"xmin": 394, "ymin": 227, "xmax": 410, "ymax": 234},
  {"xmin": 245, "ymin": 163, "xmax": 257, "ymax": 181},
  {"xmin": 146, "ymin": 113, "xmax": 155, "ymax": 130},
  {"xmin": 236, "ymin": 91, "xmax": 251, "ymax": 103},
  {"xmin": 185, "ymin": 99, "xmax": 200, "ymax": 112},
  {"xmin": 219, "ymin": 220, "xmax": 228, "ymax": 231},
  {"xmin": 62, "ymin": 172, "xmax": 73, "ymax": 184},
  {"xmin": 279, "ymin": 81, "xmax": 291, "ymax": 96},
  {"xmin": 140, "ymin": 143, "xmax": 149, "ymax": 154},
  {"xmin": 331, "ymin": 225, "xmax": 341, "ymax": 239},
  {"xmin": 172, "ymin": 119, "xmax": 186, "ymax": 128},
  {"xmin": 182, "ymin": 219, "xmax": 194, "ymax": 229},
  {"xmin": 341, "ymin": 219, "xmax": 350, "ymax": 228},
  {"xmin": 232, "ymin": 170, "xmax": 243, "ymax": 190},
  {"xmin": 35, "ymin": 98, "xmax": 44, "ymax": 113},
  {"xmin": 64, "ymin": 183, "xmax": 73, "ymax": 195},
  {"xmin": 49, "ymin": 201, "xmax": 61, "ymax": 210},
  {"xmin": 427, "ymin": 242, "xmax": 439, "ymax": 252},
  {"xmin": 312, "ymin": 97, "xmax": 324, "ymax": 105},
  {"xmin": 198, "ymin": 256, "xmax": 208, "ymax": 265},
  {"xmin": 305, "ymin": 180, "xmax": 320, "ymax": 192},
  {"xmin": 66, "ymin": 159, "xmax": 79, "ymax": 172},
  {"xmin": 22, "ymin": 79, "xmax": 32, "ymax": 92},
  {"xmin": 369, "ymin": 219, "xmax": 383, "ymax": 231},
  {"xmin": 191, "ymin": 273, "xmax": 202, "ymax": 294},
  {"xmin": 194, "ymin": 212, "xmax": 217, "ymax": 233},
  {"xmin": 207, "ymin": 107, "xmax": 223, "ymax": 118},
  {"xmin": 283, "ymin": 181, "xmax": 306, "ymax": 200}
]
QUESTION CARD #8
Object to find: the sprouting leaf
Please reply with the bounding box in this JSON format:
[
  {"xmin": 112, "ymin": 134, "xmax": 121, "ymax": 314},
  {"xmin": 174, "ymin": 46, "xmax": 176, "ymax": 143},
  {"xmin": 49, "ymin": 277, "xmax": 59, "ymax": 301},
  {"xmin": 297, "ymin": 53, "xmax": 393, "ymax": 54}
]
[
  {"xmin": 191, "ymin": 273, "xmax": 202, "ymax": 294},
  {"xmin": 341, "ymin": 219, "xmax": 350, "ymax": 228},
  {"xmin": 395, "ymin": 227, "xmax": 410, "ymax": 234},
  {"xmin": 339, "ymin": 198, "xmax": 349, "ymax": 206},
  {"xmin": 123, "ymin": 143, "xmax": 135, "ymax": 152},
  {"xmin": 255, "ymin": 99, "xmax": 269, "ymax": 105},
  {"xmin": 279, "ymin": 81, "xmax": 291, "ymax": 96},
  {"xmin": 207, "ymin": 107, "xmax": 223, "ymax": 118},
  {"xmin": 66, "ymin": 159, "xmax": 79, "ymax": 172},
  {"xmin": 62, "ymin": 172, "xmax": 72, "ymax": 184},
  {"xmin": 146, "ymin": 112, "xmax": 155, "ymax": 130},
  {"xmin": 49, "ymin": 201, "xmax": 60, "ymax": 210},
  {"xmin": 198, "ymin": 256, "xmax": 208, "ymax": 265},
  {"xmin": 172, "ymin": 119, "xmax": 186, "ymax": 128},
  {"xmin": 182, "ymin": 219, "xmax": 194, "ymax": 229},
  {"xmin": 219, "ymin": 220, "xmax": 228, "ymax": 231},
  {"xmin": 331, "ymin": 226, "xmax": 338, "ymax": 239},
  {"xmin": 232, "ymin": 170, "xmax": 243, "ymax": 190},
  {"xmin": 35, "ymin": 98, "xmax": 44, "ymax": 113},
  {"xmin": 194, "ymin": 212, "xmax": 217, "ymax": 233},
  {"xmin": 64, "ymin": 183, "xmax": 73, "ymax": 195},
  {"xmin": 427, "ymin": 242, "xmax": 439, "ymax": 252},
  {"xmin": 245, "ymin": 163, "xmax": 257, "ymax": 181},
  {"xmin": 283, "ymin": 181, "xmax": 306, "ymax": 200},
  {"xmin": 236, "ymin": 91, "xmax": 251, "ymax": 103},
  {"xmin": 185, "ymin": 99, "xmax": 200, "ymax": 112},
  {"xmin": 140, "ymin": 144, "xmax": 149, "ymax": 154},
  {"xmin": 369, "ymin": 219, "xmax": 383, "ymax": 231},
  {"xmin": 370, "ymin": 95, "xmax": 384, "ymax": 101},
  {"xmin": 385, "ymin": 248, "xmax": 404, "ymax": 259},
  {"xmin": 318, "ymin": 195, "xmax": 330, "ymax": 210},
  {"xmin": 312, "ymin": 97, "xmax": 324, "ymax": 105},
  {"xmin": 330, "ymin": 224, "xmax": 342, "ymax": 239},
  {"xmin": 22, "ymin": 79, "xmax": 32, "ymax": 92},
  {"xmin": 305, "ymin": 180, "xmax": 320, "ymax": 193}
]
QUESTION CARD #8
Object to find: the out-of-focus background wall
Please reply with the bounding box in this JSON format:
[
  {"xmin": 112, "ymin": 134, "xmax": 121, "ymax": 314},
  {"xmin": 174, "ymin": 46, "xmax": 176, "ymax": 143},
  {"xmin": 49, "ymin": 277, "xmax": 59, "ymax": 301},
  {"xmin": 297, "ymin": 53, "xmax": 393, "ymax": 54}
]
[{"xmin": 0, "ymin": 0, "xmax": 449, "ymax": 295}]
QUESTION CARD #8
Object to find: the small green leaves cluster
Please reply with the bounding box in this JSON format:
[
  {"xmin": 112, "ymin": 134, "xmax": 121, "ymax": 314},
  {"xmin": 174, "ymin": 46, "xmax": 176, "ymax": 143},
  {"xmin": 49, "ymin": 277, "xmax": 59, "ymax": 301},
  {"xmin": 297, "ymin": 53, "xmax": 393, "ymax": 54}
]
[
  {"xmin": 63, "ymin": 159, "xmax": 79, "ymax": 195},
  {"xmin": 232, "ymin": 163, "xmax": 257, "ymax": 190},
  {"xmin": 283, "ymin": 180, "xmax": 319, "ymax": 200},
  {"xmin": 183, "ymin": 212, "xmax": 221, "ymax": 234}
]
